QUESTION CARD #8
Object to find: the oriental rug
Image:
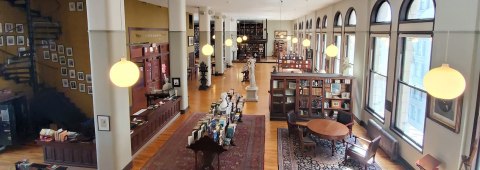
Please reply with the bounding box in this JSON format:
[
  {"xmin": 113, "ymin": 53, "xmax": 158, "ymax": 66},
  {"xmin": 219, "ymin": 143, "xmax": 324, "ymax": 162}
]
[
  {"xmin": 277, "ymin": 128, "xmax": 382, "ymax": 170},
  {"xmin": 143, "ymin": 113, "xmax": 265, "ymax": 170}
]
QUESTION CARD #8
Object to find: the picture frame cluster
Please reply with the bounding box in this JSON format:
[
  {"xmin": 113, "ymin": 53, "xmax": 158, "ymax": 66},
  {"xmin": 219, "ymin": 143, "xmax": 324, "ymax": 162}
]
[
  {"xmin": 0, "ymin": 22, "xmax": 27, "ymax": 49},
  {"xmin": 69, "ymin": 1, "xmax": 84, "ymax": 12}
]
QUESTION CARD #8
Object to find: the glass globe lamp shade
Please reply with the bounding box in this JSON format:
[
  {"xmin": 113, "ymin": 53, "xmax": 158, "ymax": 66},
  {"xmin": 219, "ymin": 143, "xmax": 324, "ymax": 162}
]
[
  {"xmin": 292, "ymin": 37, "xmax": 298, "ymax": 44},
  {"xmin": 423, "ymin": 64, "xmax": 466, "ymax": 99},
  {"xmin": 212, "ymin": 35, "xmax": 215, "ymax": 39},
  {"xmin": 225, "ymin": 38, "xmax": 233, "ymax": 47},
  {"xmin": 237, "ymin": 37, "xmax": 243, "ymax": 43},
  {"xmin": 109, "ymin": 58, "xmax": 140, "ymax": 87},
  {"xmin": 286, "ymin": 36, "xmax": 291, "ymax": 40},
  {"xmin": 242, "ymin": 35, "xmax": 248, "ymax": 41},
  {"xmin": 302, "ymin": 39, "xmax": 311, "ymax": 47},
  {"xmin": 326, "ymin": 44, "xmax": 339, "ymax": 57},
  {"xmin": 201, "ymin": 44, "xmax": 214, "ymax": 56}
]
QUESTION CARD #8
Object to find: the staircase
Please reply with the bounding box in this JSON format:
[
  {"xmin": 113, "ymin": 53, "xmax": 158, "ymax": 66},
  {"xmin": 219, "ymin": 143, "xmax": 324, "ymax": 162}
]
[{"xmin": 1, "ymin": 0, "xmax": 62, "ymax": 92}]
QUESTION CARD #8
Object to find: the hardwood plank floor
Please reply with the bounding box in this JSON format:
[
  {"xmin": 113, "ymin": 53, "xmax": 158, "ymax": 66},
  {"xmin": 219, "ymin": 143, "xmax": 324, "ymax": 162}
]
[{"xmin": 0, "ymin": 62, "xmax": 406, "ymax": 170}]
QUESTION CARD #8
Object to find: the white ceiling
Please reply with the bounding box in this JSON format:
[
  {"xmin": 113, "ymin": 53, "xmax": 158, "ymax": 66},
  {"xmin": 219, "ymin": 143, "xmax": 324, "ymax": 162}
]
[{"xmin": 139, "ymin": 0, "xmax": 341, "ymax": 20}]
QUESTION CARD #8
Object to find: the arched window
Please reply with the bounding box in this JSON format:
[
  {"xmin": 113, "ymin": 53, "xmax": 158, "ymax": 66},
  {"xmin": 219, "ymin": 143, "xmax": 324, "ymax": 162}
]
[
  {"xmin": 372, "ymin": 1, "xmax": 392, "ymax": 23},
  {"xmin": 334, "ymin": 12, "xmax": 343, "ymax": 26},
  {"xmin": 346, "ymin": 8, "xmax": 357, "ymax": 26},
  {"xmin": 316, "ymin": 17, "xmax": 321, "ymax": 29},
  {"xmin": 322, "ymin": 15, "xmax": 328, "ymax": 28},
  {"xmin": 309, "ymin": 19, "xmax": 313, "ymax": 29},
  {"xmin": 400, "ymin": 0, "xmax": 435, "ymax": 20}
]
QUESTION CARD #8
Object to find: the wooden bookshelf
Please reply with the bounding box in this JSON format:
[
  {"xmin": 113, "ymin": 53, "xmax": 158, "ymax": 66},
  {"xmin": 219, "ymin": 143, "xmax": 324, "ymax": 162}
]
[
  {"xmin": 236, "ymin": 21, "xmax": 266, "ymax": 61},
  {"xmin": 277, "ymin": 53, "xmax": 312, "ymax": 72},
  {"xmin": 273, "ymin": 40, "xmax": 287, "ymax": 58},
  {"xmin": 269, "ymin": 72, "xmax": 354, "ymax": 120}
]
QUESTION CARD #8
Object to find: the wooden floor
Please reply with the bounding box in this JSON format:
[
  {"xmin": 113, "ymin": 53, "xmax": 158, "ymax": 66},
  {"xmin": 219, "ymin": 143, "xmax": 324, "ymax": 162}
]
[{"xmin": 0, "ymin": 63, "xmax": 406, "ymax": 170}]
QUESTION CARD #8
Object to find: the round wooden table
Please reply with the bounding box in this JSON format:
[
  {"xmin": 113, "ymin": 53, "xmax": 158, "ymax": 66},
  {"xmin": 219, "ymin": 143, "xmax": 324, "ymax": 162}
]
[{"xmin": 306, "ymin": 119, "xmax": 349, "ymax": 156}]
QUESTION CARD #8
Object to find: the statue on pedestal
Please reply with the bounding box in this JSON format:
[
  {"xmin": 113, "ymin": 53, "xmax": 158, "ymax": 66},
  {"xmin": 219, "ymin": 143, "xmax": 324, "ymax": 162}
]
[{"xmin": 245, "ymin": 58, "xmax": 258, "ymax": 102}]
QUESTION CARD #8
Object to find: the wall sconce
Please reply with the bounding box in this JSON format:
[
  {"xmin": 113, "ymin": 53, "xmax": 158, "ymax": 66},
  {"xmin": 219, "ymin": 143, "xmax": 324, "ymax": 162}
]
[{"xmin": 109, "ymin": 58, "xmax": 140, "ymax": 87}]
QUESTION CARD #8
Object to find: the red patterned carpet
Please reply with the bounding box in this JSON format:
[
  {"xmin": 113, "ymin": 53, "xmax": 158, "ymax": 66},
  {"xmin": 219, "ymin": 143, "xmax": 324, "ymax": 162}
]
[{"xmin": 143, "ymin": 113, "xmax": 265, "ymax": 170}]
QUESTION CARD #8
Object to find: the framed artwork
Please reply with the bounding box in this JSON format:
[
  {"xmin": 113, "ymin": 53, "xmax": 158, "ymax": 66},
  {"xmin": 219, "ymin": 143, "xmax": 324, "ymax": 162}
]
[
  {"xmin": 341, "ymin": 92, "xmax": 350, "ymax": 99},
  {"xmin": 51, "ymin": 53, "xmax": 58, "ymax": 62},
  {"xmin": 66, "ymin": 47, "xmax": 73, "ymax": 56},
  {"xmin": 188, "ymin": 36, "xmax": 194, "ymax": 46},
  {"xmin": 43, "ymin": 51, "xmax": 50, "ymax": 59},
  {"xmin": 172, "ymin": 77, "xmax": 181, "ymax": 87},
  {"xmin": 58, "ymin": 45, "xmax": 64, "ymax": 54},
  {"xmin": 331, "ymin": 83, "xmax": 341, "ymax": 95},
  {"xmin": 331, "ymin": 100, "xmax": 342, "ymax": 109},
  {"xmin": 79, "ymin": 83, "xmax": 86, "ymax": 92},
  {"xmin": 86, "ymin": 74, "xmax": 92, "ymax": 83},
  {"xmin": 428, "ymin": 96, "xmax": 463, "ymax": 133},
  {"xmin": 76, "ymin": 2, "xmax": 84, "ymax": 11},
  {"xmin": 5, "ymin": 23, "xmax": 13, "ymax": 33},
  {"xmin": 69, "ymin": 69, "xmax": 76, "ymax": 78},
  {"xmin": 274, "ymin": 30, "xmax": 287, "ymax": 39},
  {"xmin": 16, "ymin": 24, "xmax": 24, "ymax": 33},
  {"xmin": 60, "ymin": 67, "xmax": 68, "ymax": 76},
  {"xmin": 67, "ymin": 58, "xmax": 75, "ymax": 67},
  {"xmin": 16, "ymin": 36, "xmax": 25, "ymax": 46},
  {"xmin": 0, "ymin": 23, "xmax": 2, "ymax": 33},
  {"xmin": 0, "ymin": 36, "xmax": 3, "ymax": 46},
  {"xmin": 87, "ymin": 86, "xmax": 93, "ymax": 94},
  {"xmin": 50, "ymin": 42, "xmax": 56, "ymax": 51},
  {"xmin": 59, "ymin": 56, "xmax": 66, "ymax": 65},
  {"xmin": 62, "ymin": 79, "xmax": 69, "ymax": 87},
  {"xmin": 6, "ymin": 36, "xmax": 15, "ymax": 46},
  {"xmin": 97, "ymin": 115, "xmax": 110, "ymax": 131},
  {"xmin": 69, "ymin": 81, "xmax": 77, "ymax": 89},
  {"xmin": 77, "ymin": 72, "xmax": 85, "ymax": 80},
  {"xmin": 69, "ymin": 2, "xmax": 76, "ymax": 11}
]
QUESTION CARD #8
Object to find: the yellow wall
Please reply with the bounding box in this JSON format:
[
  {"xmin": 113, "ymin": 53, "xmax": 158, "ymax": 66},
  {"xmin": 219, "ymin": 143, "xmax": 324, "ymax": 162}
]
[{"xmin": 32, "ymin": 0, "xmax": 93, "ymax": 117}]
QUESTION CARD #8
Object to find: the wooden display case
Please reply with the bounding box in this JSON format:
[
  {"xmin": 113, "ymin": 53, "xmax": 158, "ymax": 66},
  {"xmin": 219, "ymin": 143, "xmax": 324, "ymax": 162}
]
[
  {"xmin": 269, "ymin": 72, "xmax": 353, "ymax": 120},
  {"xmin": 277, "ymin": 53, "xmax": 312, "ymax": 72},
  {"xmin": 273, "ymin": 40, "xmax": 287, "ymax": 58},
  {"xmin": 236, "ymin": 21, "xmax": 266, "ymax": 61}
]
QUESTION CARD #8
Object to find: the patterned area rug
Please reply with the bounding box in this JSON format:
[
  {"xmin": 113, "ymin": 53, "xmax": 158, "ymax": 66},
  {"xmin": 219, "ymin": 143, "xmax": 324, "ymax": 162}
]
[
  {"xmin": 143, "ymin": 113, "xmax": 265, "ymax": 170},
  {"xmin": 277, "ymin": 128, "xmax": 382, "ymax": 170}
]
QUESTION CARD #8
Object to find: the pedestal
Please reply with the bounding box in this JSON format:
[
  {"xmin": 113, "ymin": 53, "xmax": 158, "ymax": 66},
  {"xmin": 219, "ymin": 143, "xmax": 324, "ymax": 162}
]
[{"xmin": 245, "ymin": 86, "xmax": 258, "ymax": 102}]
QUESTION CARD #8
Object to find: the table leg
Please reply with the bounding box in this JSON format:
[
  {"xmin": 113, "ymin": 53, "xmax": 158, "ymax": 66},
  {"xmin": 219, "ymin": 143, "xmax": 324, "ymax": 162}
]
[{"xmin": 331, "ymin": 140, "xmax": 335, "ymax": 156}]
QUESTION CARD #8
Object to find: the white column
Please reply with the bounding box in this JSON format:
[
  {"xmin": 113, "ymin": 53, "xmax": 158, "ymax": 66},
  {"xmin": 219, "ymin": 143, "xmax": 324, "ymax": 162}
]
[
  {"xmin": 86, "ymin": 1, "xmax": 131, "ymax": 169},
  {"xmin": 214, "ymin": 13, "xmax": 224, "ymax": 74},
  {"xmin": 199, "ymin": 7, "xmax": 212, "ymax": 85},
  {"xmin": 232, "ymin": 18, "xmax": 238, "ymax": 61},
  {"xmin": 168, "ymin": 0, "xmax": 188, "ymax": 110},
  {"xmin": 224, "ymin": 16, "xmax": 233, "ymax": 66}
]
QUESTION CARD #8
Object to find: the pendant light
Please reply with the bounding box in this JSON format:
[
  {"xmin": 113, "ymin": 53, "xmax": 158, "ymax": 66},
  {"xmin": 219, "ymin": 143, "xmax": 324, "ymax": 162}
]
[
  {"xmin": 225, "ymin": 38, "xmax": 233, "ymax": 47},
  {"xmin": 237, "ymin": 36, "xmax": 243, "ymax": 43},
  {"xmin": 326, "ymin": 32, "xmax": 338, "ymax": 57},
  {"xmin": 109, "ymin": 58, "xmax": 140, "ymax": 87},
  {"xmin": 292, "ymin": 37, "xmax": 298, "ymax": 44},
  {"xmin": 286, "ymin": 35, "xmax": 291, "ymax": 40},
  {"xmin": 212, "ymin": 35, "xmax": 216, "ymax": 39},
  {"xmin": 423, "ymin": 31, "xmax": 465, "ymax": 99},
  {"xmin": 201, "ymin": 44, "xmax": 214, "ymax": 56},
  {"xmin": 302, "ymin": 39, "xmax": 311, "ymax": 47},
  {"xmin": 242, "ymin": 20, "xmax": 248, "ymax": 41}
]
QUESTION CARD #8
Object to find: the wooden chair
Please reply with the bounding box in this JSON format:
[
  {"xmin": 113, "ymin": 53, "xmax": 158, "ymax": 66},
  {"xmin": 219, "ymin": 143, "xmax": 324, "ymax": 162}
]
[
  {"xmin": 287, "ymin": 111, "xmax": 308, "ymax": 137},
  {"xmin": 337, "ymin": 110, "xmax": 354, "ymax": 137},
  {"xmin": 345, "ymin": 135, "xmax": 381, "ymax": 169},
  {"xmin": 296, "ymin": 127, "xmax": 316, "ymax": 157}
]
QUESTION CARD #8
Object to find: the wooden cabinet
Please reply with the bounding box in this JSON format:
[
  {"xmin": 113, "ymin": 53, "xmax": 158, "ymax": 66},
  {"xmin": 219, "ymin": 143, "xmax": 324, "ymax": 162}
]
[
  {"xmin": 236, "ymin": 22, "xmax": 266, "ymax": 61},
  {"xmin": 36, "ymin": 141, "xmax": 97, "ymax": 168},
  {"xmin": 130, "ymin": 43, "xmax": 170, "ymax": 114},
  {"xmin": 273, "ymin": 40, "xmax": 286, "ymax": 58},
  {"xmin": 269, "ymin": 73, "xmax": 353, "ymax": 120}
]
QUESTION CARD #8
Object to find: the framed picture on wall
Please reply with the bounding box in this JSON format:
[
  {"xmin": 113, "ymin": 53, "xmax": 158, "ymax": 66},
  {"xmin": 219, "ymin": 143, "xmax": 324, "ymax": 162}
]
[
  {"xmin": 76, "ymin": 2, "xmax": 84, "ymax": 11},
  {"xmin": 0, "ymin": 23, "xmax": 2, "ymax": 33},
  {"xmin": 69, "ymin": 69, "xmax": 76, "ymax": 78},
  {"xmin": 16, "ymin": 24, "xmax": 24, "ymax": 33},
  {"xmin": 69, "ymin": 2, "xmax": 76, "ymax": 11},
  {"xmin": 428, "ymin": 96, "xmax": 463, "ymax": 133},
  {"xmin": 79, "ymin": 83, "xmax": 86, "ymax": 92},
  {"xmin": 59, "ymin": 56, "xmax": 66, "ymax": 65},
  {"xmin": 61, "ymin": 67, "xmax": 68, "ymax": 76},
  {"xmin": 188, "ymin": 36, "xmax": 194, "ymax": 46},
  {"xmin": 50, "ymin": 42, "xmax": 56, "ymax": 51},
  {"xmin": 6, "ymin": 36, "xmax": 15, "ymax": 46},
  {"xmin": 274, "ymin": 30, "xmax": 287, "ymax": 39},
  {"xmin": 172, "ymin": 77, "xmax": 181, "ymax": 87},
  {"xmin": 97, "ymin": 115, "xmax": 110, "ymax": 131},
  {"xmin": 58, "ymin": 45, "xmax": 64, "ymax": 54},
  {"xmin": 69, "ymin": 81, "xmax": 77, "ymax": 89},
  {"xmin": 67, "ymin": 58, "xmax": 75, "ymax": 67},
  {"xmin": 62, "ymin": 79, "xmax": 69, "ymax": 88},
  {"xmin": 43, "ymin": 51, "xmax": 50, "ymax": 59},
  {"xmin": 51, "ymin": 53, "xmax": 58, "ymax": 62},
  {"xmin": 77, "ymin": 72, "xmax": 85, "ymax": 80},
  {"xmin": 66, "ymin": 47, "xmax": 73, "ymax": 56},
  {"xmin": 0, "ymin": 36, "xmax": 3, "ymax": 46},
  {"xmin": 16, "ymin": 36, "xmax": 25, "ymax": 46},
  {"xmin": 5, "ymin": 23, "xmax": 13, "ymax": 33},
  {"xmin": 87, "ymin": 86, "xmax": 92, "ymax": 94},
  {"xmin": 86, "ymin": 74, "xmax": 92, "ymax": 83}
]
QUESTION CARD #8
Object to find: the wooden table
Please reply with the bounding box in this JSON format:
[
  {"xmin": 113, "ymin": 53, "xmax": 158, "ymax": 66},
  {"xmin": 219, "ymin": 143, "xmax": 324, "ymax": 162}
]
[
  {"xmin": 306, "ymin": 119, "xmax": 349, "ymax": 156},
  {"xmin": 295, "ymin": 121, "xmax": 308, "ymax": 127}
]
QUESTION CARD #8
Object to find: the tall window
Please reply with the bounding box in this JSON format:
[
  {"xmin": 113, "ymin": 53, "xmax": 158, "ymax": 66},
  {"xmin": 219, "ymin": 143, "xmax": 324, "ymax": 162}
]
[
  {"xmin": 316, "ymin": 17, "xmax": 321, "ymax": 29},
  {"xmin": 394, "ymin": 35, "xmax": 432, "ymax": 149},
  {"xmin": 347, "ymin": 9, "xmax": 357, "ymax": 25},
  {"xmin": 375, "ymin": 1, "xmax": 392, "ymax": 23},
  {"xmin": 334, "ymin": 12, "xmax": 343, "ymax": 26},
  {"xmin": 345, "ymin": 34, "xmax": 355, "ymax": 76},
  {"xmin": 321, "ymin": 33, "xmax": 327, "ymax": 71},
  {"xmin": 334, "ymin": 34, "xmax": 342, "ymax": 74},
  {"xmin": 407, "ymin": 0, "xmax": 435, "ymax": 20},
  {"xmin": 316, "ymin": 33, "xmax": 321, "ymax": 70},
  {"xmin": 322, "ymin": 16, "xmax": 328, "ymax": 28},
  {"xmin": 367, "ymin": 36, "xmax": 390, "ymax": 119}
]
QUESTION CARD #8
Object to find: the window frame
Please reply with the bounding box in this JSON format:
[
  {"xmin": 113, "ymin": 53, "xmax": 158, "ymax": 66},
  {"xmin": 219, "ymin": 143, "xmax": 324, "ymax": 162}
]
[
  {"xmin": 399, "ymin": 0, "xmax": 436, "ymax": 23},
  {"xmin": 391, "ymin": 34, "xmax": 433, "ymax": 152},
  {"xmin": 344, "ymin": 33, "xmax": 356, "ymax": 76},
  {"xmin": 333, "ymin": 33, "xmax": 343, "ymax": 74},
  {"xmin": 316, "ymin": 17, "xmax": 321, "ymax": 29},
  {"xmin": 322, "ymin": 15, "xmax": 328, "ymax": 28},
  {"xmin": 334, "ymin": 12, "xmax": 343, "ymax": 27},
  {"xmin": 345, "ymin": 8, "xmax": 357, "ymax": 26},
  {"xmin": 371, "ymin": 0, "xmax": 392, "ymax": 24},
  {"xmin": 365, "ymin": 34, "xmax": 391, "ymax": 122}
]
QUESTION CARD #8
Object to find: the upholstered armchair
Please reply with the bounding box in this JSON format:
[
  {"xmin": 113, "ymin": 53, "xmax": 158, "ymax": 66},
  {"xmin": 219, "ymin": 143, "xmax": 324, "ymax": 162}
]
[
  {"xmin": 336, "ymin": 110, "xmax": 354, "ymax": 137},
  {"xmin": 296, "ymin": 127, "xmax": 316, "ymax": 157},
  {"xmin": 345, "ymin": 136, "xmax": 381, "ymax": 169}
]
